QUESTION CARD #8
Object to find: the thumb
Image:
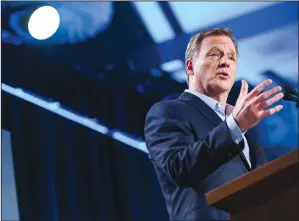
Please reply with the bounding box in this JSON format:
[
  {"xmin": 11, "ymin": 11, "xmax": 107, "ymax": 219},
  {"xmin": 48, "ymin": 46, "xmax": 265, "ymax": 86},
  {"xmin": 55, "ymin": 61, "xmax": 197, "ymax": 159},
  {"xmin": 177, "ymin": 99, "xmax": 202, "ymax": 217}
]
[{"xmin": 237, "ymin": 80, "xmax": 248, "ymax": 101}]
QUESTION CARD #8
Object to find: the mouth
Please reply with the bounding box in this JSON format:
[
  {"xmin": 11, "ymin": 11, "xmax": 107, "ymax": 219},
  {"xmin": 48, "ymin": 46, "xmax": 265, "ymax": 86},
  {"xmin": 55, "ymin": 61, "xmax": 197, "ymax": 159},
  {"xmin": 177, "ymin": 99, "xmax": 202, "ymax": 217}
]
[{"xmin": 216, "ymin": 72, "xmax": 229, "ymax": 78}]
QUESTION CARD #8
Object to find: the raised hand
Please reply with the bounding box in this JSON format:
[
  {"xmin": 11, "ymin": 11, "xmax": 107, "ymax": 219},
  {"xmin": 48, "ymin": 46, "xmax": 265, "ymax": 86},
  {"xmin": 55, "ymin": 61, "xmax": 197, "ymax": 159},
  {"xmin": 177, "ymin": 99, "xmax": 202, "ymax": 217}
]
[{"xmin": 232, "ymin": 79, "xmax": 284, "ymax": 132}]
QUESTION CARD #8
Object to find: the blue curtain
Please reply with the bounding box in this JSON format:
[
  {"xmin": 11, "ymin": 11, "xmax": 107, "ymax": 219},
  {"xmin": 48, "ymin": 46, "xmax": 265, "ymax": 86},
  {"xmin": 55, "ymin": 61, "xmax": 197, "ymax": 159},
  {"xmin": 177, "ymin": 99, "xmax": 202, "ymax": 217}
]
[{"xmin": 4, "ymin": 91, "xmax": 168, "ymax": 221}]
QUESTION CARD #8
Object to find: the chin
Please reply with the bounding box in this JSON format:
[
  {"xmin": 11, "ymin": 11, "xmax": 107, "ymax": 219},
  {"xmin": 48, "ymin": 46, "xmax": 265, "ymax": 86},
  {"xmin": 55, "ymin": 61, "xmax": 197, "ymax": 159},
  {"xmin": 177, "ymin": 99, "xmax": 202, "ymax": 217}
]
[{"xmin": 209, "ymin": 80, "xmax": 232, "ymax": 93}]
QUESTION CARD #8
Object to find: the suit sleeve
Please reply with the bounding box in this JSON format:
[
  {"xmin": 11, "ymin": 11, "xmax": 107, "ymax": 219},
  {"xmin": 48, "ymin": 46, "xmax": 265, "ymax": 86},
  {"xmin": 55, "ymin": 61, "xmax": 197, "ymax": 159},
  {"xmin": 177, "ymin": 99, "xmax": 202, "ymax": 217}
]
[{"xmin": 144, "ymin": 101, "xmax": 245, "ymax": 188}]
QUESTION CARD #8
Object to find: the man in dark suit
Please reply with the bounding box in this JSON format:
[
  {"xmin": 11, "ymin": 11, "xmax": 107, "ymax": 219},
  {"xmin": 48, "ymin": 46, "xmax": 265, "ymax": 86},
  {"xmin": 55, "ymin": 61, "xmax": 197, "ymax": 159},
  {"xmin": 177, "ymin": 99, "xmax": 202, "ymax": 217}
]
[{"xmin": 144, "ymin": 28, "xmax": 284, "ymax": 220}]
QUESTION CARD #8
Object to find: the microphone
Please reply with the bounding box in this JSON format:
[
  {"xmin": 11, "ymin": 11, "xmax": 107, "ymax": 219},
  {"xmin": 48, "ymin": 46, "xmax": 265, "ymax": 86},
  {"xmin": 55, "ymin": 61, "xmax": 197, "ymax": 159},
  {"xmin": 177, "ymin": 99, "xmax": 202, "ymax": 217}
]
[
  {"xmin": 283, "ymin": 86, "xmax": 299, "ymax": 108},
  {"xmin": 283, "ymin": 92, "xmax": 298, "ymax": 102},
  {"xmin": 284, "ymin": 86, "xmax": 299, "ymax": 97}
]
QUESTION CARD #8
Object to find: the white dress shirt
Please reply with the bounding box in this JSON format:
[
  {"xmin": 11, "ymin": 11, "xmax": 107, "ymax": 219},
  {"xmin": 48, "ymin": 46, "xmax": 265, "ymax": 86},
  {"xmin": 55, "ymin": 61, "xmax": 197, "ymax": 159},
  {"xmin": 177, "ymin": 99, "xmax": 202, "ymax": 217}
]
[{"xmin": 185, "ymin": 89, "xmax": 251, "ymax": 168}]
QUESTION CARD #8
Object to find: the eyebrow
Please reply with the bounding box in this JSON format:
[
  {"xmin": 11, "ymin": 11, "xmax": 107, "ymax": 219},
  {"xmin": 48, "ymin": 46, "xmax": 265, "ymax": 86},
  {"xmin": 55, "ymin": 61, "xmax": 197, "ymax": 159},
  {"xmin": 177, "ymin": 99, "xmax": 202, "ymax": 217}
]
[
  {"xmin": 227, "ymin": 50, "xmax": 237, "ymax": 57},
  {"xmin": 207, "ymin": 46, "xmax": 236, "ymax": 57}
]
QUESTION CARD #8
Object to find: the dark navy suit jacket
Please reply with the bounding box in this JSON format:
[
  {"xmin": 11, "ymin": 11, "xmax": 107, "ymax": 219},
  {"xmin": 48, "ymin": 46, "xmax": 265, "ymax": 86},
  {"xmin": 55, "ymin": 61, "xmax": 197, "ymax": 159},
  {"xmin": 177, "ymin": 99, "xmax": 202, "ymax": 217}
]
[{"xmin": 144, "ymin": 92, "xmax": 267, "ymax": 220}]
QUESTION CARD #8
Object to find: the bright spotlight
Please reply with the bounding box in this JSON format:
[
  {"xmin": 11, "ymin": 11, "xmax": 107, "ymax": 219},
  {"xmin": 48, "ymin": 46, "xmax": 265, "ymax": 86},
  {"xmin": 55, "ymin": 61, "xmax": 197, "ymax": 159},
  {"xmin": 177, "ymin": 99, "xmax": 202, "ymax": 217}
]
[{"xmin": 28, "ymin": 6, "xmax": 60, "ymax": 40}]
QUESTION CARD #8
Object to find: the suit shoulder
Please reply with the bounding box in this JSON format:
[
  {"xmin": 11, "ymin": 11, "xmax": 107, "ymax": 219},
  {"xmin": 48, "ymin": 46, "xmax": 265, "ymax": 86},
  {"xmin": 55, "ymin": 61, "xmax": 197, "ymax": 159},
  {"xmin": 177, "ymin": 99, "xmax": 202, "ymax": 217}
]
[{"xmin": 147, "ymin": 99, "xmax": 185, "ymax": 116}]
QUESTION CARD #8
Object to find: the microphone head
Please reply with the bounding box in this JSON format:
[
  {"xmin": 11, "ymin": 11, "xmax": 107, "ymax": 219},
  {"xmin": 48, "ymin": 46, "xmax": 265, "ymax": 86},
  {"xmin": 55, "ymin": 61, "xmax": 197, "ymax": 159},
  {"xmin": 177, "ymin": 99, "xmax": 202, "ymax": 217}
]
[
  {"xmin": 284, "ymin": 85, "xmax": 295, "ymax": 94},
  {"xmin": 283, "ymin": 92, "xmax": 292, "ymax": 101}
]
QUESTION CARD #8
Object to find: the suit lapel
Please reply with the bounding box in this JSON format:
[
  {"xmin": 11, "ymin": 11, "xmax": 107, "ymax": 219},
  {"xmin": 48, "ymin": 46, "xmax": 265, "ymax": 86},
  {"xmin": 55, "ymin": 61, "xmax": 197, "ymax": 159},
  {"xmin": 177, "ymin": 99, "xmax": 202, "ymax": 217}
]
[
  {"xmin": 243, "ymin": 133, "xmax": 256, "ymax": 170},
  {"xmin": 178, "ymin": 92, "xmax": 223, "ymax": 126},
  {"xmin": 238, "ymin": 143, "xmax": 253, "ymax": 171},
  {"xmin": 245, "ymin": 131, "xmax": 267, "ymax": 169},
  {"xmin": 178, "ymin": 91, "xmax": 256, "ymax": 171}
]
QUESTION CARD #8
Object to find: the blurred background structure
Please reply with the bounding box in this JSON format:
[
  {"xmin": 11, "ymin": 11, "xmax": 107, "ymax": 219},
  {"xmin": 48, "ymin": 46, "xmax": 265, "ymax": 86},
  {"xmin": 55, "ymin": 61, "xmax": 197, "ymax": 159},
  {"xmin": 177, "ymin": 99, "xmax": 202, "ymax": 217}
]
[{"xmin": 1, "ymin": 2, "xmax": 298, "ymax": 221}]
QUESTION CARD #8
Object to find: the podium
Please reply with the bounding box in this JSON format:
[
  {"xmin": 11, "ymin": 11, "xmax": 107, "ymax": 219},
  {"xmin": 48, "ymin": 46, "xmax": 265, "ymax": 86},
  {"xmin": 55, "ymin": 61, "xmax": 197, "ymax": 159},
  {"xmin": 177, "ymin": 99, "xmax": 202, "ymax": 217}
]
[{"xmin": 206, "ymin": 149, "xmax": 298, "ymax": 221}]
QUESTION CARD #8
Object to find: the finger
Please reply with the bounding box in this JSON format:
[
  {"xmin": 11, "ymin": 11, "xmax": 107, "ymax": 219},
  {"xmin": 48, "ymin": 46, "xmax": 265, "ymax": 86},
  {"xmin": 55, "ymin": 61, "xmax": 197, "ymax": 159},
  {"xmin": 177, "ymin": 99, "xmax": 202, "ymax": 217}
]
[
  {"xmin": 246, "ymin": 79, "xmax": 272, "ymax": 101},
  {"xmin": 237, "ymin": 80, "xmax": 248, "ymax": 102},
  {"xmin": 257, "ymin": 92, "xmax": 284, "ymax": 110},
  {"xmin": 254, "ymin": 86, "xmax": 282, "ymax": 105},
  {"xmin": 261, "ymin": 104, "xmax": 283, "ymax": 118}
]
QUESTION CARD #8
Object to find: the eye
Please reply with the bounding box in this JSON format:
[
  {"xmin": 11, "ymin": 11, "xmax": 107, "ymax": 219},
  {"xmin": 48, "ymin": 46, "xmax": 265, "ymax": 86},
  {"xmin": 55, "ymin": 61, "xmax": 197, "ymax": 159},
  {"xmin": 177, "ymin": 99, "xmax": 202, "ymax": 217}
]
[
  {"xmin": 229, "ymin": 56, "xmax": 236, "ymax": 61},
  {"xmin": 209, "ymin": 52, "xmax": 220, "ymax": 57}
]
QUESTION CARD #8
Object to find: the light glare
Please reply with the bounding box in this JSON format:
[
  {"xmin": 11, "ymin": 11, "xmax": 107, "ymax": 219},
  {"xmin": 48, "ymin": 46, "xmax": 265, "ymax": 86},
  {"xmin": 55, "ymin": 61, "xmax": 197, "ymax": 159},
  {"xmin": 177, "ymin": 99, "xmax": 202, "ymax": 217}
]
[{"xmin": 28, "ymin": 6, "xmax": 60, "ymax": 40}]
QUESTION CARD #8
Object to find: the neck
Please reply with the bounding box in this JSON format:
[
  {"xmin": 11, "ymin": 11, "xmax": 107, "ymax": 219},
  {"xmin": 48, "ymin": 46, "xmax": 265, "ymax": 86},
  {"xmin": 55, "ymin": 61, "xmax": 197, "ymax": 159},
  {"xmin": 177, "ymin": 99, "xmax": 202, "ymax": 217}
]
[
  {"xmin": 209, "ymin": 94, "xmax": 227, "ymax": 106},
  {"xmin": 189, "ymin": 85, "xmax": 228, "ymax": 106}
]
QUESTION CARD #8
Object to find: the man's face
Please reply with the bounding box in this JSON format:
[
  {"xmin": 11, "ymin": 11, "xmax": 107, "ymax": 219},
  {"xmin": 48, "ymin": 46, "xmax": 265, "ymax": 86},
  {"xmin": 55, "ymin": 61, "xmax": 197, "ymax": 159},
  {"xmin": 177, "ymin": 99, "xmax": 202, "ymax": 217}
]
[{"xmin": 186, "ymin": 35, "xmax": 237, "ymax": 95}]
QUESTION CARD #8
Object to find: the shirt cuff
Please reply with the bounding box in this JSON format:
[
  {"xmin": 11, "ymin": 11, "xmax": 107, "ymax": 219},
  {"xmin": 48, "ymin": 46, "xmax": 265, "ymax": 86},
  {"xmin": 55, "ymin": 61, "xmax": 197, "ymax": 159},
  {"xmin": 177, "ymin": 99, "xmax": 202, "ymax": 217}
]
[{"xmin": 226, "ymin": 114, "xmax": 244, "ymax": 144}]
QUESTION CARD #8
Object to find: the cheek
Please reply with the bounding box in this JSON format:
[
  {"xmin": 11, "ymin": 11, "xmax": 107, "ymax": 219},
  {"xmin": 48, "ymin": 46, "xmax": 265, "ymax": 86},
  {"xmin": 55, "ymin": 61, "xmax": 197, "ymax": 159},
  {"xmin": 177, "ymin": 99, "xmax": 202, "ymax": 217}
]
[
  {"xmin": 194, "ymin": 60, "xmax": 217, "ymax": 80},
  {"xmin": 202, "ymin": 62, "xmax": 216, "ymax": 73}
]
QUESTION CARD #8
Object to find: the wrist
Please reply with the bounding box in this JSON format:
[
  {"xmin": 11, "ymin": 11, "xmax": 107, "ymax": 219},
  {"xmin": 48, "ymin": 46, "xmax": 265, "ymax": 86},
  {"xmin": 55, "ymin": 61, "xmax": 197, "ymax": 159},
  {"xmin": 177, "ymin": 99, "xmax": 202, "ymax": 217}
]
[{"xmin": 232, "ymin": 115, "xmax": 246, "ymax": 133}]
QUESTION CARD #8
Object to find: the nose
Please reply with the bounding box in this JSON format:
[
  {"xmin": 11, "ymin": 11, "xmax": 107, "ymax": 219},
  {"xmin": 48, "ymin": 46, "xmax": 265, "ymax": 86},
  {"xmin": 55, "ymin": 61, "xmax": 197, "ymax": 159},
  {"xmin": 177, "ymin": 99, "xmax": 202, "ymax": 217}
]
[{"xmin": 219, "ymin": 56, "xmax": 230, "ymax": 68}]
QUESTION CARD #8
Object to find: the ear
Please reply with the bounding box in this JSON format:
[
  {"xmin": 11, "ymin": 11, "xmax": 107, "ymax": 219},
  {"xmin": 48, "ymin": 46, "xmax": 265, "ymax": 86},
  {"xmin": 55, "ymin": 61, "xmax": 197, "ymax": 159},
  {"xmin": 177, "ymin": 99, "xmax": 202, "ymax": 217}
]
[{"xmin": 186, "ymin": 59, "xmax": 194, "ymax": 76}]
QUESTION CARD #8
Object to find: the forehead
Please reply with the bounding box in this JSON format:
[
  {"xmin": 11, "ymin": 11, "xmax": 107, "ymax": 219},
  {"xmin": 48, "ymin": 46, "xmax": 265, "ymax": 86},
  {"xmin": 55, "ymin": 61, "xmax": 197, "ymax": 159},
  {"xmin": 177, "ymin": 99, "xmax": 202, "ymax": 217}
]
[{"xmin": 201, "ymin": 35, "xmax": 236, "ymax": 52}]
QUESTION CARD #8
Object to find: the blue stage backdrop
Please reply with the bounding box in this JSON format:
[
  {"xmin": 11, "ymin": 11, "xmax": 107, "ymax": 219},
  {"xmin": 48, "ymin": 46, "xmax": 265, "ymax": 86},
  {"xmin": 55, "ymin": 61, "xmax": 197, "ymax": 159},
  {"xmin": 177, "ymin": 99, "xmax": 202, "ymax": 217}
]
[{"xmin": 1, "ymin": 1, "xmax": 298, "ymax": 220}]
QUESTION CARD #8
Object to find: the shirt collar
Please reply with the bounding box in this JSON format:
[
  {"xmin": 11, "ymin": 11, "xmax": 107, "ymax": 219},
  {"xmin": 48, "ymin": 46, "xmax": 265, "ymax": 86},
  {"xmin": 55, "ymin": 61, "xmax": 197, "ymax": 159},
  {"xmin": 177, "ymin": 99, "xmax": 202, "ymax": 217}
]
[
  {"xmin": 184, "ymin": 89, "xmax": 235, "ymax": 115},
  {"xmin": 185, "ymin": 89, "xmax": 221, "ymax": 110}
]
